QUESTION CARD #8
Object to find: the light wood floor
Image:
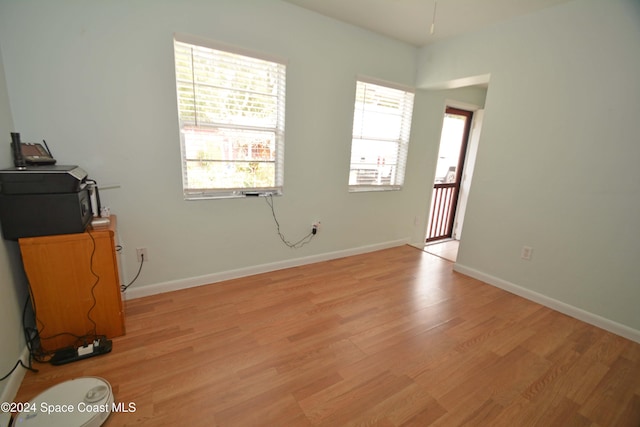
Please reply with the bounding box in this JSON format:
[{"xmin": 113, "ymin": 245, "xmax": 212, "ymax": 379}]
[
  {"xmin": 424, "ymin": 239, "xmax": 460, "ymax": 262},
  {"xmin": 13, "ymin": 245, "xmax": 640, "ymax": 426}
]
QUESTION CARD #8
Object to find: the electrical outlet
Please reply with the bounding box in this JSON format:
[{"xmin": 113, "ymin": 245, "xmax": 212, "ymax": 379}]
[
  {"xmin": 136, "ymin": 247, "xmax": 148, "ymax": 262},
  {"xmin": 521, "ymin": 246, "xmax": 533, "ymax": 261},
  {"xmin": 312, "ymin": 221, "xmax": 321, "ymax": 234}
]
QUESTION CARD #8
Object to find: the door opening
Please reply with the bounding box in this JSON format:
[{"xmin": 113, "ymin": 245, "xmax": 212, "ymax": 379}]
[{"xmin": 426, "ymin": 107, "xmax": 473, "ymax": 243}]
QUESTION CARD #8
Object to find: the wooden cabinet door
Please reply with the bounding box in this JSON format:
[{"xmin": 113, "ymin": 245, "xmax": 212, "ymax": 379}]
[{"xmin": 19, "ymin": 222, "xmax": 125, "ymax": 351}]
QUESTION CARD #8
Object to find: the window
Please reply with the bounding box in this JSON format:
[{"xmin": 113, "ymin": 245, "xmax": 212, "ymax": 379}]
[
  {"xmin": 349, "ymin": 78, "xmax": 415, "ymax": 192},
  {"xmin": 173, "ymin": 34, "xmax": 286, "ymax": 199}
]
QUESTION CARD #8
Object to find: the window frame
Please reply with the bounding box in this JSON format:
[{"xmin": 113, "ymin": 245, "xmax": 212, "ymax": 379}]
[
  {"xmin": 348, "ymin": 77, "xmax": 415, "ymax": 193},
  {"xmin": 173, "ymin": 33, "xmax": 287, "ymax": 200}
]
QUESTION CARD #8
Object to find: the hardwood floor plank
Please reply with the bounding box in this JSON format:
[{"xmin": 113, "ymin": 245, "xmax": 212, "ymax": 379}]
[
  {"xmin": 292, "ymin": 372, "xmax": 344, "ymax": 402},
  {"xmin": 371, "ymin": 383, "xmax": 444, "ymax": 426},
  {"xmin": 9, "ymin": 245, "xmax": 640, "ymax": 426},
  {"xmin": 580, "ymin": 356, "xmax": 640, "ymax": 426},
  {"xmin": 213, "ymin": 391, "xmax": 306, "ymax": 427},
  {"xmin": 614, "ymin": 393, "xmax": 640, "ymax": 427},
  {"xmin": 490, "ymin": 395, "xmax": 592, "ymax": 427},
  {"xmin": 456, "ymin": 398, "xmax": 504, "ymax": 426},
  {"xmin": 300, "ymin": 371, "xmax": 414, "ymax": 426},
  {"xmin": 521, "ymin": 341, "xmax": 582, "ymax": 402}
]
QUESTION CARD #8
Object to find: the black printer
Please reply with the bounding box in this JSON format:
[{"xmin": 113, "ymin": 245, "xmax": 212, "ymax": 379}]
[{"xmin": 0, "ymin": 165, "xmax": 92, "ymax": 240}]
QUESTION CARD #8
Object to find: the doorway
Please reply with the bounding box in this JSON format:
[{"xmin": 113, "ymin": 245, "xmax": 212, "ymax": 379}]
[{"xmin": 426, "ymin": 107, "xmax": 473, "ymax": 245}]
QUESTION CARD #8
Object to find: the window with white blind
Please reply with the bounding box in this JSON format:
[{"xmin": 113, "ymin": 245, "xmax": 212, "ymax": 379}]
[
  {"xmin": 173, "ymin": 34, "xmax": 286, "ymax": 199},
  {"xmin": 349, "ymin": 79, "xmax": 415, "ymax": 192}
]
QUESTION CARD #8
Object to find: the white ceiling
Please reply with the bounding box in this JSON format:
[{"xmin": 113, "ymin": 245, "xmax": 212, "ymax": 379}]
[{"xmin": 283, "ymin": 0, "xmax": 574, "ymax": 47}]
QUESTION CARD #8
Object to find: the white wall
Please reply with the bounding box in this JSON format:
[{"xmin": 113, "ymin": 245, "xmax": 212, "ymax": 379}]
[
  {"xmin": 417, "ymin": 0, "xmax": 640, "ymax": 334},
  {"xmin": 0, "ymin": 0, "xmax": 423, "ymax": 293},
  {"xmin": 0, "ymin": 43, "xmax": 29, "ymax": 401}
]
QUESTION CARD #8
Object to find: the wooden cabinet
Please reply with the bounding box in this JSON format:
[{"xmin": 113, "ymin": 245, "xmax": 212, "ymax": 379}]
[{"xmin": 19, "ymin": 216, "xmax": 125, "ymax": 352}]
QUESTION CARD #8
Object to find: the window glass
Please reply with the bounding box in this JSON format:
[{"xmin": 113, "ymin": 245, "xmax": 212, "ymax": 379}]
[{"xmin": 174, "ymin": 37, "xmax": 286, "ymax": 199}]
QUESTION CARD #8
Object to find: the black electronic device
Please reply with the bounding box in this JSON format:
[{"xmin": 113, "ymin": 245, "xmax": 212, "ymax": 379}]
[
  {"xmin": 49, "ymin": 337, "xmax": 113, "ymax": 366},
  {"xmin": 20, "ymin": 141, "xmax": 57, "ymax": 165},
  {"xmin": 10, "ymin": 132, "xmax": 57, "ymax": 166},
  {"xmin": 10, "ymin": 132, "xmax": 26, "ymax": 169},
  {"xmin": 0, "ymin": 164, "xmax": 87, "ymax": 194},
  {"xmin": 0, "ymin": 133, "xmax": 92, "ymax": 240},
  {"xmin": 0, "ymin": 188, "xmax": 92, "ymax": 240}
]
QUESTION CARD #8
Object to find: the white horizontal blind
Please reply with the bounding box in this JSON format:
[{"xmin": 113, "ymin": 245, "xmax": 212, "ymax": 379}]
[
  {"xmin": 173, "ymin": 37, "xmax": 286, "ymax": 199},
  {"xmin": 349, "ymin": 79, "xmax": 414, "ymax": 192}
]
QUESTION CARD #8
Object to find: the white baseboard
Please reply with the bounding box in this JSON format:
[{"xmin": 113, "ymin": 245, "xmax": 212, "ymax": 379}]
[
  {"xmin": 453, "ymin": 263, "xmax": 640, "ymax": 344},
  {"xmin": 0, "ymin": 346, "xmax": 30, "ymax": 409},
  {"xmin": 124, "ymin": 239, "xmax": 409, "ymax": 300}
]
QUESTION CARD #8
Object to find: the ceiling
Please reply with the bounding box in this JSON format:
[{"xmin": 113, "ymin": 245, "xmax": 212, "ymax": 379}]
[{"xmin": 283, "ymin": 0, "xmax": 574, "ymax": 47}]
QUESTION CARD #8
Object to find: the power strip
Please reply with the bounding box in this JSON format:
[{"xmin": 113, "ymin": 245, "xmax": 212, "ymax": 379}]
[{"xmin": 49, "ymin": 337, "xmax": 112, "ymax": 366}]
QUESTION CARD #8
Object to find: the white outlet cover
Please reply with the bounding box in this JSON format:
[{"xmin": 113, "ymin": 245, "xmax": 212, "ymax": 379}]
[{"xmin": 521, "ymin": 246, "xmax": 533, "ymax": 260}]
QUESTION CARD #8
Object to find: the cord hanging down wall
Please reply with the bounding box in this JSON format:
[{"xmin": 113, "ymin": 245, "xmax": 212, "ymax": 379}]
[
  {"xmin": 121, "ymin": 251, "xmax": 144, "ymax": 292},
  {"xmin": 265, "ymin": 194, "xmax": 318, "ymax": 249}
]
